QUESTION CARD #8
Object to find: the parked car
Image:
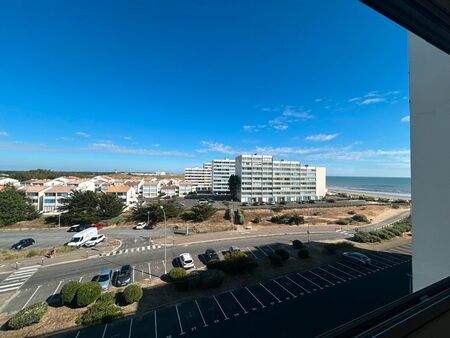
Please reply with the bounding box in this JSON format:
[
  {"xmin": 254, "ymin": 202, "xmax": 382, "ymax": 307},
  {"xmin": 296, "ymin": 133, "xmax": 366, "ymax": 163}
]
[
  {"xmin": 134, "ymin": 222, "xmax": 147, "ymax": 230},
  {"xmin": 67, "ymin": 224, "xmax": 81, "ymax": 232},
  {"xmin": 268, "ymin": 201, "xmax": 276, "ymax": 205},
  {"xmin": 229, "ymin": 246, "xmax": 240, "ymax": 253},
  {"xmin": 342, "ymin": 252, "xmax": 372, "ymax": 266},
  {"xmin": 179, "ymin": 253, "xmax": 195, "ymax": 269},
  {"xmin": 207, "ymin": 198, "xmax": 214, "ymax": 203},
  {"xmin": 67, "ymin": 224, "xmax": 91, "ymax": 232},
  {"xmin": 115, "ymin": 265, "xmax": 132, "ymax": 286},
  {"xmin": 95, "ymin": 268, "xmax": 113, "ymax": 289},
  {"xmin": 174, "ymin": 201, "xmax": 185, "ymax": 207},
  {"xmin": 308, "ymin": 200, "xmax": 316, "ymax": 204},
  {"xmin": 84, "ymin": 234, "xmax": 105, "ymax": 247},
  {"xmin": 11, "ymin": 238, "xmax": 35, "ymax": 250},
  {"xmin": 198, "ymin": 199, "xmax": 209, "ymax": 205},
  {"xmin": 204, "ymin": 248, "xmax": 219, "ymax": 262},
  {"xmin": 241, "ymin": 202, "xmax": 249, "ymax": 206},
  {"xmin": 91, "ymin": 223, "xmax": 104, "ymax": 230}
]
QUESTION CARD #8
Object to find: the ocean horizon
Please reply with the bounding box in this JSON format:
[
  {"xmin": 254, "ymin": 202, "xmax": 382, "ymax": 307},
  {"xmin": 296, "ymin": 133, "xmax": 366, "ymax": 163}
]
[{"xmin": 327, "ymin": 176, "xmax": 411, "ymax": 197}]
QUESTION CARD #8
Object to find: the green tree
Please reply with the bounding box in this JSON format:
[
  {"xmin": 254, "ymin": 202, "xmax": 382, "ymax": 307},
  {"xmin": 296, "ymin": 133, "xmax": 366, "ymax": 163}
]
[
  {"xmin": 96, "ymin": 193, "xmax": 124, "ymax": 220},
  {"xmin": 228, "ymin": 175, "xmax": 241, "ymax": 201},
  {"xmin": 0, "ymin": 185, "xmax": 38, "ymax": 227},
  {"xmin": 181, "ymin": 204, "xmax": 217, "ymax": 222},
  {"xmin": 130, "ymin": 202, "xmax": 183, "ymax": 224}
]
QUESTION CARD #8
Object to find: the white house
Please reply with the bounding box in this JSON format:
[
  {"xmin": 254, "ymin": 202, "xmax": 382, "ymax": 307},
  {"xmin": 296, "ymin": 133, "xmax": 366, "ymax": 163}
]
[
  {"xmin": 142, "ymin": 181, "xmax": 159, "ymax": 198},
  {"xmin": 160, "ymin": 185, "xmax": 177, "ymax": 197},
  {"xmin": 104, "ymin": 185, "xmax": 137, "ymax": 207},
  {"xmin": 66, "ymin": 179, "xmax": 95, "ymax": 192},
  {"xmin": 0, "ymin": 178, "xmax": 20, "ymax": 186},
  {"xmin": 178, "ymin": 181, "xmax": 193, "ymax": 196},
  {"xmin": 126, "ymin": 179, "xmax": 144, "ymax": 195},
  {"xmin": 43, "ymin": 186, "xmax": 74, "ymax": 213},
  {"xmin": 18, "ymin": 186, "xmax": 51, "ymax": 212}
]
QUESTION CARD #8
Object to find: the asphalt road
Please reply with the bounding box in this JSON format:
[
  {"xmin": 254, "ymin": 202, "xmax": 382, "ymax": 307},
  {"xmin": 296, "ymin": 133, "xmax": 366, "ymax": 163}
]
[{"xmin": 46, "ymin": 247, "xmax": 412, "ymax": 338}]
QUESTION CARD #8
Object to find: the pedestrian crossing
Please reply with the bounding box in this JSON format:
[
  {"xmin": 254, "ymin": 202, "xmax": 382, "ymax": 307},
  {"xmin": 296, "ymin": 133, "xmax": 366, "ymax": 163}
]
[
  {"xmin": 387, "ymin": 242, "xmax": 412, "ymax": 256},
  {"xmin": 103, "ymin": 244, "xmax": 163, "ymax": 257},
  {"xmin": 335, "ymin": 229, "xmax": 351, "ymax": 235},
  {"xmin": 0, "ymin": 266, "xmax": 39, "ymax": 293}
]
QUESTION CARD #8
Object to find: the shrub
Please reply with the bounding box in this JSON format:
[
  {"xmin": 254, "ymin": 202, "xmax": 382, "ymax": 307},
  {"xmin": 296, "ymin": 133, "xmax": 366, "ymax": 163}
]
[
  {"xmin": 335, "ymin": 218, "xmax": 351, "ymax": 225},
  {"xmin": 181, "ymin": 204, "xmax": 217, "ymax": 222},
  {"xmin": 7, "ymin": 301, "xmax": 48, "ymax": 330},
  {"xmin": 77, "ymin": 298, "xmax": 123, "ymax": 326},
  {"xmin": 98, "ymin": 292, "xmax": 116, "ymax": 304},
  {"xmin": 122, "ymin": 284, "xmax": 143, "ymax": 304},
  {"xmin": 169, "ymin": 268, "xmax": 187, "ymax": 283},
  {"xmin": 272, "ymin": 206, "xmax": 284, "ymax": 213},
  {"xmin": 292, "ymin": 240, "xmax": 304, "ymax": 249},
  {"xmin": 76, "ymin": 281, "xmax": 102, "ymax": 307},
  {"xmin": 352, "ymin": 214, "xmax": 369, "ymax": 223},
  {"xmin": 200, "ymin": 269, "xmax": 225, "ymax": 289},
  {"xmin": 60, "ymin": 281, "xmax": 82, "ymax": 306},
  {"xmin": 234, "ymin": 209, "xmax": 245, "ymax": 225},
  {"xmin": 298, "ymin": 248, "xmax": 309, "ymax": 259},
  {"xmin": 270, "ymin": 214, "xmax": 304, "ymax": 225},
  {"xmin": 252, "ymin": 215, "xmax": 261, "ymax": 224},
  {"xmin": 391, "ymin": 204, "xmax": 400, "ymax": 209},
  {"xmin": 347, "ymin": 210, "xmax": 356, "ymax": 215},
  {"xmin": 270, "ymin": 253, "xmax": 283, "ymax": 267},
  {"xmin": 185, "ymin": 271, "xmax": 202, "ymax": 290},
  {"xmin": 208, "ymin": 251, "xmax": 257, "ymax": 274},
  {"xmin": 224, "ymin": 209, "xmax": 232, "ymax": 220},
  {"xmin": 274, "ymin": 249, "xmax": 289, "ymax": 261}
]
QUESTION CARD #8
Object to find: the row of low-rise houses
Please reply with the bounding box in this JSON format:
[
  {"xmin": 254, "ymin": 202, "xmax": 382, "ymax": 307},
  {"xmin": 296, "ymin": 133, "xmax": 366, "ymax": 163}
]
[{"xmin": 185, "ymin": 154, "xmax": 327, "ymax": 203}]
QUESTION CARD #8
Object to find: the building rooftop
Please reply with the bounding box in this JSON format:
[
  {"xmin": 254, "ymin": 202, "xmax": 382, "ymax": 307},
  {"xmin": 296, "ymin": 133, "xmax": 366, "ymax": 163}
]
[
  {"xmin": 19, "ymin": 186, "xmax": 50, "ymax": 193},
  {"xmin": 105, "ymin": 185, "xmax": 132, "ymax": 193},
  {"xmin": 45, "ymin": 186, "xmax": 74, "ymax": 193}
]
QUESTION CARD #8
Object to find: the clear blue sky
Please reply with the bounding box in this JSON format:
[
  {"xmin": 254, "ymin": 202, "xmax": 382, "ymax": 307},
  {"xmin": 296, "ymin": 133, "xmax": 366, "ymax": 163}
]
[{"xmin": 0, "ymin": 0, "xmax": 410, "ymax": 177}]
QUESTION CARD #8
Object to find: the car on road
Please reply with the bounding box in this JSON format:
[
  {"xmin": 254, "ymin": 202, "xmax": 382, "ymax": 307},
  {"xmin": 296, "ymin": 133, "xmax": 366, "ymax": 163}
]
[
  {"xmin": 204, "ymin": 248, "xmax": 219, "ymax": 262},
  {"xmin": 342, "ymin": 252, "xmax": 372, "ymax": 266},
  {"xmin": 95, "ymin": 268, "xmax": 113, "ymax": 289},
  {"xmin": 179, "ymin": 253, "xmax": 195, "ymax": 269},
  {"xmin": 83, "ymin": 234, "xmax": 105, "ymax": 247},
  {"xmin": 268, "ymin": 201, "xmax": 275, "ymax": 205},
  {"xmin": 67, "ymin": 224, "xmax": 91, "ymax": 232},
  {"xmin": 115, "ymin": 264, "xmax": 132, "ymax": 286},
  {"xmin": 11, "ymin": 238, "xmax": 35, "ymax": 250},
  {"xmin": 241, "ymin": 202, "xmax": 249, "ymax": 206},
  {"xmin": 134, "ymin": 222, "xmax": 148, "ymax": 230},
  {"xmin": 198, "ymin": 199, "xmax": 209, "ymax": 205},
  {"xmin": 229, "ymin": 246, "xmax": 240, "ymax": 253}
]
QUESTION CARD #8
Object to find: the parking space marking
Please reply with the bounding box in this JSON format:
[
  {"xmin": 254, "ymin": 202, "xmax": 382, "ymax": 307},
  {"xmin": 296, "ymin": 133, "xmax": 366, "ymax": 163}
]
[
  {"xmin": 213, "ymin": 295, "xmax": 229, "ymax": 320},
  {"xmin": 22, "ymin": 285, "xmax": 41, "ymax": 309},
  {"xmin": 309, "ymin": 270, "xmax": 334, "ymax": 286},
  {"xmin": 101, "ymin": 324, "xmax": 108, "ymax": 338},
  {"xmin": 245, "ymin": 287, "xmax": 266, "ymax": 308},
  {"xmin": 154, "ymin": 311, "xmax": 157, "ymax": 338},
  {"xmin": 78, "ymin": 276, "xmax": 83, "ymax": 283},
  {"xmin": 75, "ymin": 330, "xmax": 80, "ymax": 338},
  {"xmin": 297, "ymin": 273, "xmax": 322, "ymax": 290},
  {"xmin": 266, "ymin": 245, "xmax": 276, "ymax": 253},
  {"xmin": 365, "ymin": 255, "xmax": 393, "ymax": 268},
  {"xmin": 175, "ymin": 305, "xmax": 186, "ymax": 335},
  {"xmin": 49, "ymin": 281, "xmax": 63, "ymax": 303},
  {"xmin": 259, "ymin": 282, "xmax": 282, "ymax": 303},
  {"xmin": 372, "ymin": 252, "xmax": 403, "ymax": 264},
  {"xmin": 230, "ymin": 291, "xmax": 248, "ymax": 314},
  {"xmin": 255, "ymin": 246, "xmax": 268, "ymax": 257},
  {"xmin": 246, "ymin": 247, "xmax": 258, "ymax": 259},
  {"xmin": 272, "ymin": 279, "xmax": 297, "ymax": 298},
  {"xmin": 125, "ymin": 249, "xmax": 129, "ymax": 254},
  {"xmin": 317, "ymin": 267, "xmax": 345, "ymax": 283},
  {"xmin": 147, "ymin": 263, "xmax": 151, "ymax": 280},
  {"xmin": 337, "ymin": 262, "xmax": 365, "ymax": 276},
  {"xmin": 195, "ymin": 300, "xmax": 208, "ymax": 327},
  {"xmin": 128, "ymin": 318, "xmax": 133, "ymax": 338},
  {"xmin": 367, "ymin": 260, "xmax": 385, "ymax": 270},
  {"xmin": 132, "ymin": 266, "xmax": 135, "ymax": 283},
  {"xmin": 285, "ymin": 275, "xmax": 310, "ymax": 294}
]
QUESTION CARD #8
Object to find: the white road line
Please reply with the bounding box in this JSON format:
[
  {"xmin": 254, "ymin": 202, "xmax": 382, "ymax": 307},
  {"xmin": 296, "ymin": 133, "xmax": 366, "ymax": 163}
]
[
  {"xmin": 19, "ymin": 265, "xmax": 40, "ymax": 270},
  {"xmin": 373, "ymin": 252, "xmax": 403, "ymax": 264},
  {"xmin": 256, "ymin": 247, "xmax": 268, "ymax": 257},
  {"xmin": 102, "ymin": 324, "xmax": 108, "ymax": 338},
  {"xmin": 128, "ymin": 318, "xmax": 133, "ymax": 338},
  {"xmin": 22, "ymin": 285, "xmax": 41, "ymax": 309},
  {"xmin": 78, "ymin": 276, "xmax": 83, "ymax": 283},
  {"xmin": 259, "ymin": 283, "xmax": 281, "ymax": 303},
  {"xmin": 4, "ymin": 275, "xmax": 31, "ymax": 282},
  {"xmin": 367, "ymin": 255, "xmax": 394, "ymax": 267},
  {"xmin": 147, "ymin": 246, "xmax": 151, "ymax": 250},
  {"xmin": 0, "ymin": 282, "xmax": 24, "ymax": 289},
  {"xmin": 154, "ymin": 311, "xmax": 158, "ymax": 338},
  {"xmin": 368, "ymin": 260, "xmax": 385, "ymax": 270},
  {"xmin": 148, "ymin": 262, "xmax": 151, "ymax": 280},
  {"xmin": 266, "ymin": 245, "xmax": 276, "ymax": 253},
  {"xmin": 213, "ymin": 295, "xmax": 229, "ymax": 320},
  {"xmin": 0, "ymin": 286, "xmax": 20, "ymax": 293},
  {"xmin": 285, "ymin": 275, "xmax": 310, "ymax": 294},
  {"xmin": 195, "ymin": 300, "xmax": 208, "ymax": 327},
  {"xmin": 245, "ymin": 286, "xmax": 266, "ymax": 308},
  {"xmin": 337, "ymin": 262, "xmax": 365, "ymax": 276},
  {"xmin": 49, "ymin": 281, "xmax": 63, "ymax": 302},
  {"xmin": 152, "ymin": 245, "xmax": 156, "ymax": 249},
  {"xmin": 136, "ymin": 247, "xmax": 140, "ymax": 252},
  {"xmin": 175, "ymin": 305, "xmax": 186, "ymax": 335},
  {"xmin": 125, "ymin": 249, "xmax": 129, "ymax": 254},
  {"xmin": 318, "ymin": 267, "xmax": 346, "ymax": 282},
  {"xmin": 246, "ymin": 247, "xmax": 258, "ymax": 259},
  {"xmin": 132, "ymin": 266, "xmax": 135, "ymax": 283},
  {"xmin": 131, "ymin": 248, "xmax": 134, "ymax": 253},
  {"xmin": 75, "ymin": 331, "xmax": 80, "ymax": 338},
  {"xmin": 230, "ymin": 291, "xmax": 248, "ymax": 314},
  {"xmin": 326, "ymin": 265, "xmax": 354, "ymax": 279},
  {"xmin": 309, "ymin": 270, "xmax": 334, "ymax": 286},
  {"xmin": 272, "ymin": 279, "xmax": 297, "ymax": 298},
  {"xmin": 389, "ymin": 247, "xmax": 411, "ymax": 255},
  {"xmin": 9, "ymin": 270, "xmax": 36, "ymax": 276},
  {"xmin": 297, "ymin": 273, "xmax": 323, "ymax": 290}
]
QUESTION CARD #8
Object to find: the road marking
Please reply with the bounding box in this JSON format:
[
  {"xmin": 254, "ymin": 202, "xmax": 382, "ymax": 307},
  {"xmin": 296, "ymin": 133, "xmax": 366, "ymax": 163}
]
[
  {"xmin": 19, "ymin": 265, "xmax": 40, "ymax": 270},
  {"xmin": 132, "ymin": 266, "xmax": 135, "ymax": 283},
  {"xmin": 0, "ymin": 286, "xmax": 20, "ymax": 293},
  {"xmin": 22, "ymin": 285, "xmax": 41, "ymax": 309},
  {"xmin": 266, "ymin": 245, "xmax": 276, "ymax": 253},
  {"xmin": 4, "ymin": 275, "xmax": 31, "ymax": 282},
  {"xmin": 213, "ymin": 295, "xmax": 229, "ymax": 320},
  {"xmin": 326, "ymin": 264, "xmax": 354, "ymax": 280},
  {"xmin": 259, "ymin": 282, "xmax": 281, "ymax": 303},
  {"xmin": 136, "ymin": 247, "xmax": 140, "ymax": 252},
  {"xmin": 101, "ymin": 324, "xmax": 108, "ymax": 338},
  {"xmin": 49, "ymin": 281, "xmax": 63, "ymax": 302},
  {"xmin": 147, "ymin": 246, "xmax": 151, "ymax": 250},
  {"xmin": 128, "ymin": 318, "xmax": 133, "ymax": 338},
  {"xmin": 272, "ymin": 279, "xmax": 297, "ymax": 298},
  {"xmin": 371, "ymin": 252, "xmax": 401, "ymax": 264},
  {"xmin": 230, "ymin": 291, "xmax": 248, "ymax": 313},
  {"xmin": 246, "ymin": 247, "xmax": 258, "ymax": 259},
  {"xmin": 285, "ymin": 275, "xmax": 310, "ymax": 294},
  {"xmin": 131, "ymin": 248, "xmax": 134, "ymax": 253},
  {"xmin": 75, "ymin": 331, "xmax": 80, "ymax": 338},
  {"xmin": 175, "ymin": 304, "xmax": 186, "ymax": 335},
  {"xmin": 368, "ymin": 260, "xmax": 384, "ymax": 270},
  {"xmin": 297, "ymin": 273, "xmax": 322, "ymax": 290},
  {"xmin": 78, "ymin": 276, "xmax": 83, "ymax": 283},
  {"xmin": 125, "ymin": 249, "xmax": 129, "ymax": 254},
  {"xmin": 309, "ymin": 270, "xmax": 334, "ymax": 286},
  {"xmin": 255, "ymin": 247, "xmax": 268, "ymax": 257},
  {"xmin": 245, "ymin": 286, "xmax": 265, "ymax": 308},
  {"xmin": 317, "ymin": 267, "xmax": 345, "ymax": 282},
  {"xmin": 154, "ymin": 311, "xmax": 158, "ymax": 338},
  {"xmin": 337, "ymin": 262, "xmax": 365, "ymax": 276},
  {"xmin": 148, "ymin": 262, "xmax": 151, "ymax": 280},
  {"xmin": 195, "ymin": 300, "xmax": 208, "ymax": 327},
  {"xmin": 0, "ymin": 282, "xmax": 24, "ymax": 289}
]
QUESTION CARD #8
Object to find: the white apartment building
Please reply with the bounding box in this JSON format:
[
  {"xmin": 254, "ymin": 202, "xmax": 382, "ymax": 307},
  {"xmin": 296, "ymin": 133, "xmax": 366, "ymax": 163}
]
[
  {"xmin": 0, "ymin": 178, "xmax": 20, "ymax": 186},
  {"xmin": 300, "ymin": 166, "xmax": 327, "ymax": 201},
  {"xmin": 184, "ymin": 163, "xmax": 212, "ymax": 192},
  {"xmin": 160, "ymin": 185, "xmax": 177, "ymax": 197},
  {"xmin": 104, "ymin": 185, "xmax": 137, "ymax": 207},
  {"xmin": 43, "ymin": 186, "xmax": 74, "ymax": 213},
  {"xmin": 142, "ymin": 181, "xmax": 159, "ymax": 198},
  {"xmin": 212, "ymin": 159, "xmax": 236, "ymax": 194},
  {"xmin": 178, "ymin": 181, "xmax": 193, "ymax": 196},
  {"xmin": 126, "ymin": 179, "xmax": 144, "ymax": 195},
  {"xmin": 19, "ymin": 186, "xmax": 51, "ymax": 212},
  {"xmin": 236, "ymin": 154, "xmax": 326, "ymax": 203},
  {"xmin": 66, "ymin": 179, "xmax": 95, "ymax": 192}
]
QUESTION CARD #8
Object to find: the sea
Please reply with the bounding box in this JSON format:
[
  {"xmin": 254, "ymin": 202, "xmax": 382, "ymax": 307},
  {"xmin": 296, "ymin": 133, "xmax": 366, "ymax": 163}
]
[{"xmin": 327, "ymin": 176, "xmax": 411, "ymax": 197}]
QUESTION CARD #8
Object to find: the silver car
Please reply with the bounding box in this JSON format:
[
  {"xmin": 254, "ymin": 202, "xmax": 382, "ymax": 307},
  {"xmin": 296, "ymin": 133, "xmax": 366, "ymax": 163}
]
[{"xmin": 342, "ymin": 252, "xmax": 372, "ymax": 266}]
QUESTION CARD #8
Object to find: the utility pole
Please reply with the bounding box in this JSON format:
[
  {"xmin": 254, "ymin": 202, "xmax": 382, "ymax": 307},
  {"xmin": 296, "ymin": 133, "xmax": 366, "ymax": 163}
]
[{"xmin": 160, "ymin": 205, "xmax": 167, "ymax": 274}]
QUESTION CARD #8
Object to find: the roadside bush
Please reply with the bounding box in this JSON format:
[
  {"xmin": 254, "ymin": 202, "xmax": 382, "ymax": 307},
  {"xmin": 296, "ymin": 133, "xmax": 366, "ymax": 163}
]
[
  {"xmin": 26, "ymin": 250, "xmax": 39, "ymax": 258},
  {"xmin": 200, "ymin": 269, "xmax": 225, "ymax": 289},
  {"xmin": 274, "ymin": 249, "xmax": 289, "ymax": 261},
  {"xmin": 60, "ymin": 281, "xmax": 82, "ymax": 306},
  {"xmin": 352, "ymin": 214, "xmax": 369, "ymax": 223},
  {"xmin": 169, "ymin": 268, "xmax": 187, "ymax": 283},
  {"xmin": 7, "ymin": 301, "xmax": 48, "ymax": 330},
  {"xmin": 347, "ymin": 210, "xmax": 356, "ymax": 215},
  {"xmin": 181, "ymin": 204, "xmax": 217, "ymax": 222},
  {"xmin": 234, "ymin": 209, "xmax": 245, "ymax": 225},
  {"xmin": 270, "ymin": 214, "xmax": 304, "ymax": 225},
  {"xmin": 224, "ymin": 209, "xmax": 232, "ymax": 220},
  {"xmin": 298, "ymin": 248, "xmax": 309, "ymax": 259},
  {"xmin": 335, "ymin": 218, "xmax": 351, "ymax": 225},
  {"xmin": 76, "ymin": 281, "xmax": 102, "ymax": 307},
  {"xmin": 185, "ymin": 271, "xmax": 202, "ymax": 290},
  {"xmin": 390, "ymin": 227, "xmax": 403, "ymax": 236},
  {"xmin": 292, "ymin": 240, "xmax": 304, "ymax": 249},
  {"xmin": 208, "ymin": 251, "xmax": 257, "ymax": 274},
  {"xmin": 122, "ymin": 284, "xmax": 143, "ymax": 305},
  {"xmin": 252, "ymin": 215, "xmax": 261, "ymax": 224},
  {"xmin": 77, "ymin": 297, "xmax": 123, "ymax": 326},
  {"xmin": 391, "ymin": 204, "xmax": 400, "ymax": 209},
  {"xmin": 98, "ymin": 292, "xmax": 116, "ymax": 304},
  {"xmin": 270, "ymin": 253, "xmax": 283, "ymax": 267},
  {"xmin": 272, "ymin": 206, "xmax": 284, "ymax": 213}
]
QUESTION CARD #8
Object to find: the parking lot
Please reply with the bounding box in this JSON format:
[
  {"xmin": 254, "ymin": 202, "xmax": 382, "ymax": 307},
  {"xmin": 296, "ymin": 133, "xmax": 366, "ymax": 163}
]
[{"xmin": 50, "ymin": 249, "xmax": 411, "ymax": 338}]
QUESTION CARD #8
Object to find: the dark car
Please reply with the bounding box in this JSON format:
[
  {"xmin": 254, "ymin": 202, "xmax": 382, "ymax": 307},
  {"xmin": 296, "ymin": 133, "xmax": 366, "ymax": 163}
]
[
  {"xmin": 11, "ymin": 238, "xmax": 35, "ymax": 250},
  {"xmin": 115, "ymin": 265, "xmax": 132, "ymax": 287},
  {"xmin": 67, "ymin": 224, "xmax": 91, "ymax": 232},
  {"xmin": 204, "ymin": 248, "xmax": 219, "ymax": 262}
]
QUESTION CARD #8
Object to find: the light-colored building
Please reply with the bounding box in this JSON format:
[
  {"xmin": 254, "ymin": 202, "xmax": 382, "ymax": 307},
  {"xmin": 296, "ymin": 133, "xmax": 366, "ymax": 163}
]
[
  {"xmin": 66, "ymin": 179, "xmax": 95, "ymax": 192},
  {"xmin": 184, "ymin": 163, "xmax": 212, "ymax": 192},
  {"xmin": 0, "ymin": 178, "xmax": 20, "ymax": 186},
  {"xmin": 142, "ymin": 181, "xmax": 159, "ymax": 198},
  {"xmin": 160, "ymin": 185, "xmax": 177, "ymax": 197},
  {"xmin": 126, "ymin": 180, "xmax": 144, "ymax": 194},
  {"xmin": 178, "ymin": 181, "xmax": 193, "ymax": 196},
  {"xmin": 235, "ymin": 154, "xmax": 326, "ymax": 203},
  {"xmin": 104, "ymin": 185, "xmax": 137, "ymax": 207},
  {"xmin": 212, "ymin": 159, "xmax": 236, "ymax": 194},
  {"xmin": 18, "ymin": 186, "xmax": 51, "ymax": 211},
  {"xmin": 43, "ymin": 186, "xmax": 74, "ymax": 213},
  {"xmin": 300, "ymin": 166, "xmax": 327, "ymax": 201}
]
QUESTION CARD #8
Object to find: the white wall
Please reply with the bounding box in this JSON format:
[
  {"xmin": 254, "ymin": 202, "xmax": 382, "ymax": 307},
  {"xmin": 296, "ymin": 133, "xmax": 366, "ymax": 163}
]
[
  {"xmin": 315, "ymin": 167, "xmax": 327, "ymax": 198},
  {"xmin": 409, "ymin": 33, "xmax": 450, "ymax": 291}
]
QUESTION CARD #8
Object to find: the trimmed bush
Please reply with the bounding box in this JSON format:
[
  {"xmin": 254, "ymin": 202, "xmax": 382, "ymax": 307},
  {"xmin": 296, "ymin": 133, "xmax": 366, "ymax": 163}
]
[
  {"xmin": 75, "ymin": 281, "xmax": 102, "ymax": 307},
  {"xmin": 272, "ymin": 206, "xmax": 284, "ymax": 212},
  {"xmin": 352, "ymin": 214, "xmax": 369, "ymax": 223},
  {"xmin": 60, "ymin": 281, "xmax": 82, "ymax": 306},
  {"xmin": 270, "ymin": 253, "xmax": 283, "ymax": 267},
  {"xmin": 208, "ymin": 252, "xmax": 257, "ymax": 274},
  {"xmin": 335, "ymin": 218, "xmax": 351, "ymax": 225},
  {"xmin": 224, "ymin": 209, "xmax": 232, "ymax": 220},
  {"xmin": 271, "ymin": 214, "xmax": 304, "ymax": 225},
  {"xmin": 274, "ymin": 249, "xmax": 289, "ymax": 261},
  {"xmin": 122, "ymin": 284, "xmax": 143, "ymax": 304},
  {"xmin": 234, "ymin": 209, "xmax": 245, "ymax": 225},
  {"xmin": 298, "ymin": 248, "xmax": 309, "ymax": 259},
  {"xmin": 77, "ymin": 298, "xmax": 123, "ymax": 326},
  {"xmin": 292, "ymin": 240, "xmax": 304, "ymax": 249},
  {"xmin": 169, "ymin": 268, "xmax": 187, "ymax": 283},
  {"xmin": 200, "ymin": 269, "xmax": 225, "ymax": 289},
  {"xmin": 98, "ymin": 292, "xmax": 116, "ymax": 304},
  {"xmin": 186, "ymin": 271, "xmax": 202, "ymax": 290},
  {"xmin": 7, "ymin": 301, "xmax": 48, "ymax": 330},
  {"xmin": 252, "ymin": 215, "xmax": 261, "ymax": 224}
]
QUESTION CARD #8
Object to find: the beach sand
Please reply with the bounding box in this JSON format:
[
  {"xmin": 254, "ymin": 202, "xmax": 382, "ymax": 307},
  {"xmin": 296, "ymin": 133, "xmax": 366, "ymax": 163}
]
[{"xmin": 328, "ymin": 188, "xmax": 411, "ymax": 201}]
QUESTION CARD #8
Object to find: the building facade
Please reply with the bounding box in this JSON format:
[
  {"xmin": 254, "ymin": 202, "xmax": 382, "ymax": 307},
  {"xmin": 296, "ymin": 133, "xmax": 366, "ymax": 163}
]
[
  {"xmin": 184, "ymin": 163, "xmax": 212, "ymax": 192},
  {"xmin": 211, "ymin": 159, "xmax": 236, "ymax": 194},
  {"xmin": 178, "ymin": 181, "xmax": 193, "ymax": 196},
  {"xmin": 105, "ymin": 185, "xmax": 137, "ymax": 207},
  {"xmin": 142, "ymin": 181, "xmax": 159, "ymax": 198},
  {"xmin": 300, "ymin": 166, "xmax": 327, "ymax": 201},
  {"xmin": 43, "ymin": 186, "xmax": 73, "ymax": 213},
  {"xmin": 19, "ymin": 186, "xmax": 51, "ymax": 212}
]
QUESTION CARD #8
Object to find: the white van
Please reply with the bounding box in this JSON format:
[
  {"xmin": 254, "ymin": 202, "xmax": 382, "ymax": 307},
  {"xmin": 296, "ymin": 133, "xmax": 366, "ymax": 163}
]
[{"xmin": 67, "ymin": 227, "xmax": 98, "ymax": 247}]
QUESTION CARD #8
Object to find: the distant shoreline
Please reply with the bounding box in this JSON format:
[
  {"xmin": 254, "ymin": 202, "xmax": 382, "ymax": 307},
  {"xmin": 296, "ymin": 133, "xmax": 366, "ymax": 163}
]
[{"xmin": 328, "ymin": 188, "xmax": 411, "ymax": 200}]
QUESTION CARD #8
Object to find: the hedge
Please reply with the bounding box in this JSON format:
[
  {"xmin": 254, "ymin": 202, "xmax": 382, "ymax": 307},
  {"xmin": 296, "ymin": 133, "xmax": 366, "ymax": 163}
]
[
  {"xmin": 7, "ymin": 301, "xmax": 48, "ymax": 330},
  {"xmin": 252, "ymin": 215, "xmax": 261, "ymax": 224},
  {"xmin": 353, "ymin": 217, "xmax": 411, "ymax": 243},
  {"xmin": 200, "ymin": 269, "xmax": 225, "ymax": 289},
  {"xmin": 60, "ymin": 281, "xmax": 82, "ymax": 306},
  {"xmin": 207, "ymin": 252, "xmax": 257, "ymax": 274},
  {"xmin": 76, "ymin": 297, "xmax": 123, "ymax": 326},
  {"xmin": 98, "ymin": 292, "xmax": 116, "ymax": 304},
  {"xmin": 352, "ymin": 214, "xmax": 369, "ymax": 223},
  {"xmin": 292, "ymin": 240, "xmax": 304, "ymax": 249},
  {"xmin": 75, "ymin": 281, "xmax": 102, "ymax": 307},
  {"xmin": 274, "ymin": 249, "xmax": 289, "ymax": 261},
  {"xmin": 335, "ymin": 218, "xmax": 351, "ymax": 225},
  {"xmin": 234, "ymin": 209, "xmax": 245, "ymax": 225},
  {"xmin": 169, "ymin": 267, "xmax": 187, "ymax": 283},
  {"xmin": 298, "ymin": 248, "xmax": 309, "ymax": 259},
  {"xmin": 271, "ymin": 214, "xmax": 304, "ymax": 225},
  {"xmin": 122, "ymin": 284, "xmax": 143, "ymax": 304}
]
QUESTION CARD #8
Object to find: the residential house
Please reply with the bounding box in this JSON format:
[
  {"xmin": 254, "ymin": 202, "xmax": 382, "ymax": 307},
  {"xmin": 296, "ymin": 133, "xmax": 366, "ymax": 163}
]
[
  {"xmin": 43, "ymin": 186, "xmax": 74, "ymax": 213},
  {"xmin": 104, "ymin": 185, "xmax": 137, "ymax": 207},
  {"xmin": 18, "ymin": 186, "xmax": 51, "ymax": 212}
]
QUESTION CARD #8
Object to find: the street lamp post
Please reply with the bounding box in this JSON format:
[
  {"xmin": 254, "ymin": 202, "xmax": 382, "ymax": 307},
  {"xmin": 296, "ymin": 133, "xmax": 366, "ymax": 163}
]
[
  {"xmin": 58, "ymin": 213, "xmax": 61, "ymax": 227},
  {"xmin": 160, "ymin": 206, "xmax": 167, "ymax": 274},
  {"xmin": 147, "ymin": 210, "xmax": 150, "ymax": 226}
]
